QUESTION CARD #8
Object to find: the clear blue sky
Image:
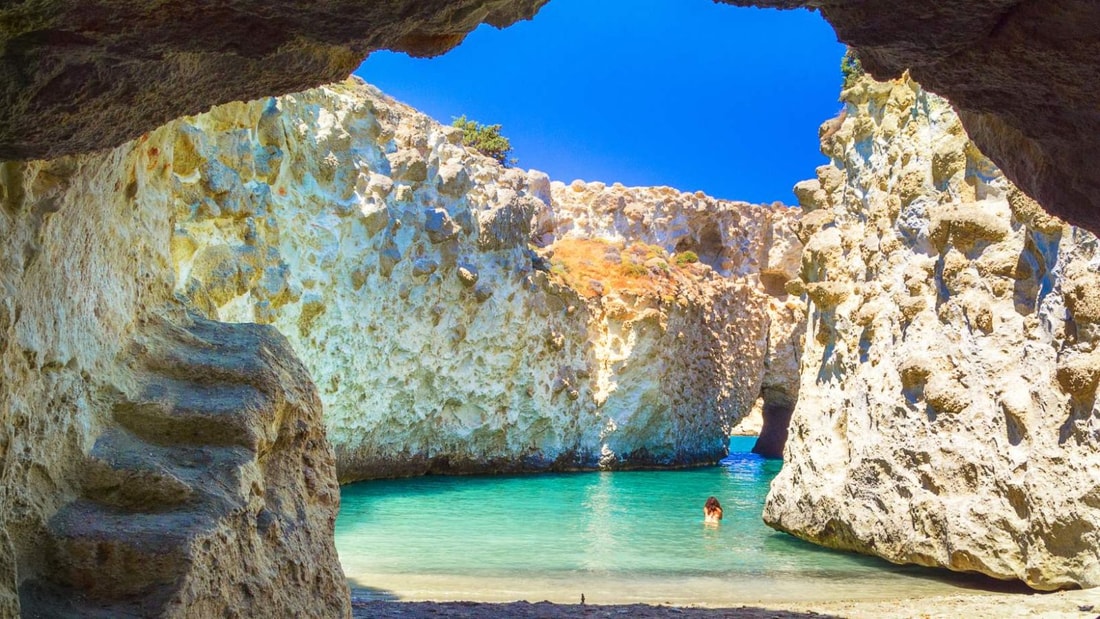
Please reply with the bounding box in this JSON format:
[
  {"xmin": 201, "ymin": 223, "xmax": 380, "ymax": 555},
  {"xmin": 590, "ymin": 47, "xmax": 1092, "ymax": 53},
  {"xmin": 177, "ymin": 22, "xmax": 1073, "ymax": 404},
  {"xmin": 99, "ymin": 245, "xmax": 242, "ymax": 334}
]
[{"xmin": 355, "ymin": 0, "xmax": 845, "ymax": 205}]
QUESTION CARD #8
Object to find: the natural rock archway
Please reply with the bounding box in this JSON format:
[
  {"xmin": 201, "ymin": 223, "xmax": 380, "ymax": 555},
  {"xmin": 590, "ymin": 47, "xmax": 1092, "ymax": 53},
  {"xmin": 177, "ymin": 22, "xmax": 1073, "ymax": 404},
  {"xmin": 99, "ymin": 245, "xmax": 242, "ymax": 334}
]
[
  {"xmin": 2, "ymin": 1, "xmax": 1099, "ymax": 236},
  {"xmin": 2, "ymin": 0, "xmax": 1100, "ymax": 614}
]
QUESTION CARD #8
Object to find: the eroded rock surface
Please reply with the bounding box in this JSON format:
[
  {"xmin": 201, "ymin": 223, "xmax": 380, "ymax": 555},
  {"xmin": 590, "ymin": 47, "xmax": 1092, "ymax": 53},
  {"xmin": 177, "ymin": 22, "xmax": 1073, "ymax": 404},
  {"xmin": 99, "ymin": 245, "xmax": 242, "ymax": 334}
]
[
  {"xmin": 546, "ymin": 180, "xmax": 806, "ymax": 457},
  {"xmin": 767, "ymin": 74, "xmax": 1100, "ymax": 590},
  {"xmin": 167, "ymin": 79, "xmax": 802, "ymax": 480},
  {"xmin": 0, "ymin": 102, "xmax": 348, "ymax": 617}
]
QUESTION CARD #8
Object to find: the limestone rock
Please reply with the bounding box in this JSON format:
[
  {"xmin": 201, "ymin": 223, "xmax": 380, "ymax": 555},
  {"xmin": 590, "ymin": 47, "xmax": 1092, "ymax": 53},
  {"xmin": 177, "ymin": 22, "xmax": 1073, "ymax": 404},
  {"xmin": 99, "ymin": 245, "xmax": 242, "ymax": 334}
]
[
  {"xmin": 169, "ymin": 79, "xmax": 802, "ymax": 480},
  {"xmin": 0, "ymin": 121, "xmax": 348, "ymax": 615},
  {"xmin": 722, "ymin": 0, "xmax": 1100, "ymax": 236},
  {"xmin": 766, "ymin": 73, "xmax": 1100, "ymax": 590},
  {"xmin": 547, "ymin": 181, "xmax": 806, "ymax": 456},
  {"xmin": 20, "ymin": 316, "xmax": 348, "ymax": 618}
]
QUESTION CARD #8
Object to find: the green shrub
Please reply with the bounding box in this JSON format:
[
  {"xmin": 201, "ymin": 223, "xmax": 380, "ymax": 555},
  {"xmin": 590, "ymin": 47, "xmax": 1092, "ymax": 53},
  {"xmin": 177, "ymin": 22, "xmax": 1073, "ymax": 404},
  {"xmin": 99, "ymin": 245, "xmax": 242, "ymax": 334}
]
[
  {"xmin": 674, "ymin": 251, "xmax": 699, "ymax": 266},
  {"xmin": 840, "ymin": 48, "xmax": 864, "ymax": 89},
  {"xmin": 619, "ymin": 259, "xmax": 648, "ymax": 278},
  {"xmin": 452, "ymin": 115, "xmax": 516, "ymax": 166}
]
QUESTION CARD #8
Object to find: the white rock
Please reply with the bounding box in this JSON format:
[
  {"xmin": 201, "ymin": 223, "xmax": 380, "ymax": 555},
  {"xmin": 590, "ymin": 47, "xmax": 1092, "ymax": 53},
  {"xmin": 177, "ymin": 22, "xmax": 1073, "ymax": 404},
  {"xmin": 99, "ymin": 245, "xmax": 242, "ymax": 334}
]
[{"xmin": 768, "ymin": 73, "xmax": 1100, "ymax": 590}]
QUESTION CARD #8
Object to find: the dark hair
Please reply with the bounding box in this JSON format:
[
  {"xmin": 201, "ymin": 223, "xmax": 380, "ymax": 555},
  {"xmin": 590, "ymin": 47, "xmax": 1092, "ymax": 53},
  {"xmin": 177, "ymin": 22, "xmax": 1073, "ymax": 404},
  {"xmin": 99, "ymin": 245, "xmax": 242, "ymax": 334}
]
[{"xmin": 705, "ymin": 496, "xmax": 721, "ymax": 511}]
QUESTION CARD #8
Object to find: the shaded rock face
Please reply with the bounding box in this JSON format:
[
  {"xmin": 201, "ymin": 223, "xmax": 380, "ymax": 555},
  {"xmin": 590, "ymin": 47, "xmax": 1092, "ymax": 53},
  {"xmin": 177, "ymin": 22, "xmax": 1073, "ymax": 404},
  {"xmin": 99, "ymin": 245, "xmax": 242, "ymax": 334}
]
[
  {"xmin": 768, "ymin": 74, "xmax": 1100, "ymax": 590},
  {"xmin": 167, "ymin": 79, "xmax": 801, "ymax": 480},
  {"xmin": 0, "ymin": 0, "xmax": 548, "ymax": 160},
  {"xmin": 0, "ymin": 104, "xmax": 348, "ymax": 616}
]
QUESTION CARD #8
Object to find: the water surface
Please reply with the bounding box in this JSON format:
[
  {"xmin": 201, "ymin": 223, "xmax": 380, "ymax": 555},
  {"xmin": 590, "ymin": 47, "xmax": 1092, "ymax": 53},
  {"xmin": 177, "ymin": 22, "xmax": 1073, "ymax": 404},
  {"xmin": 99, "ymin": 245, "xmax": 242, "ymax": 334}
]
[{"xmin": 336, "ymin": 438, "xmax": 1008, "ymax": 605}]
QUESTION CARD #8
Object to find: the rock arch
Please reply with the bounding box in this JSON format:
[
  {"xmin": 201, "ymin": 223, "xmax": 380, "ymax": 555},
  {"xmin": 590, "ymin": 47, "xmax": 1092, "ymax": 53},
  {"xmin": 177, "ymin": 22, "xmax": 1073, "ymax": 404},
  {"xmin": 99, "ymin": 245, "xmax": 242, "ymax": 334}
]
[{"xmin": 2, "ymin": 1, "xmax": 1098, "ymax": 236}]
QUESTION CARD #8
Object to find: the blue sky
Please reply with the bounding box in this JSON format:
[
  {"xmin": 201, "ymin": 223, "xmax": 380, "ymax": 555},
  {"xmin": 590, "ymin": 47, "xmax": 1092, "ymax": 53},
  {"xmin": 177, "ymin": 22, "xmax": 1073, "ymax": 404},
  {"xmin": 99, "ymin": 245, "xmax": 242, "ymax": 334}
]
[{"xmin": 355, "ymin": 0, "xmax": 845, "ymax": 205}]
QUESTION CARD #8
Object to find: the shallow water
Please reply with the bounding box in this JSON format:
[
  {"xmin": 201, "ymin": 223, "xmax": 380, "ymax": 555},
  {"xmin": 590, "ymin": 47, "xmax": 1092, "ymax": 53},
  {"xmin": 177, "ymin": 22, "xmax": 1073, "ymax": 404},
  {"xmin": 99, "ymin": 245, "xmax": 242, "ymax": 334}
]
[{"xmin": 336, "ymin": 437, "xmax": 1009, "ymax": 605}]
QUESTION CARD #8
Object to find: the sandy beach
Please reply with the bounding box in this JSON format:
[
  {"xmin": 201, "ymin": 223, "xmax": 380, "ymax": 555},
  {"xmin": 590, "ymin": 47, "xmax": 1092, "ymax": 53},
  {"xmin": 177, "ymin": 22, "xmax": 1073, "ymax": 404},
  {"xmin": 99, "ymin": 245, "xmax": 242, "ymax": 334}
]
[{"xmin": 352, "ymin": 588, "xmax": 1100, "ymax": 618}]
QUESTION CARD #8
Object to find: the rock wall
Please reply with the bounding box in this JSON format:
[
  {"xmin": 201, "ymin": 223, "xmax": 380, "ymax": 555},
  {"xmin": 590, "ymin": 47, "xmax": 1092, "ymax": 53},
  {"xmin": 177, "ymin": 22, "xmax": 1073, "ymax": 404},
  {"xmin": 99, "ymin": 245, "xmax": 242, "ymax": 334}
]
[
  {"xmin": 168, "ymin": 78, "xmax": 802, "ymax": 481},
  {"xmin": 545, "ymin": 181, "xmax": 806, "ymax": 456},
  {"xmin": 0, "ymin": 108, "xmax": 348, "ymax": 615},
  {"xmin": 767, "ymin": 74, "xmax": 1100, "ymax": 590}
]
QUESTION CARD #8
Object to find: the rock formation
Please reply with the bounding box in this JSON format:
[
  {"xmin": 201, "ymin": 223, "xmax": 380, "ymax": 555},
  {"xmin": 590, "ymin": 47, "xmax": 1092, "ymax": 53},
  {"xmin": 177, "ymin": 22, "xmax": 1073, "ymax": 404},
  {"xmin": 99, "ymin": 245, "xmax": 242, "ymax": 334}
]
[
  {"xmin": 168, "ymin": 78, "xmax": 802, "ymax": 481},
  {"xmin": 723, "ymin": 0, "xmax": 1100, "ymax": 235},
  {"xmin": 767, "ymin": 73, "xmax": 1100, "ymax": 590},
  {"xmin": 4, "ymin": 1, "xmax": 1100, "ymax": 238},
  {"xmin": 1, "ymin": 0, "xmax": 1098, "ymax": 610},
  {"xmin": 546, "ymin": 181, "xmax": 805, "ymax": 458},
  {"xmin": 0, "ymin": 99, "xmax": 348, "ymax": 617}
]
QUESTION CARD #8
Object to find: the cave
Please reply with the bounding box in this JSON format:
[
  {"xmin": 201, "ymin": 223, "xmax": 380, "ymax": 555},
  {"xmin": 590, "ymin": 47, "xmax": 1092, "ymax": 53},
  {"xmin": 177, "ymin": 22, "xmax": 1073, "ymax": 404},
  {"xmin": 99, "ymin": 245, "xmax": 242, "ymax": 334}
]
[{"xmin": 3, "ymin": 0, "xmax": 1100, "ymax": 616}]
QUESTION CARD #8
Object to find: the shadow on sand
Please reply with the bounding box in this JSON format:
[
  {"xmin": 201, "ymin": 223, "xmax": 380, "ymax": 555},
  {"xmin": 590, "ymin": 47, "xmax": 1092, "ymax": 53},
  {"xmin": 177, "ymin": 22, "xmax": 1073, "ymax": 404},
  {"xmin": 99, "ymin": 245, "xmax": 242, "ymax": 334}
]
[{"xmin": 350, "ymin": 600, "xmax": 842, "ymax": 618}]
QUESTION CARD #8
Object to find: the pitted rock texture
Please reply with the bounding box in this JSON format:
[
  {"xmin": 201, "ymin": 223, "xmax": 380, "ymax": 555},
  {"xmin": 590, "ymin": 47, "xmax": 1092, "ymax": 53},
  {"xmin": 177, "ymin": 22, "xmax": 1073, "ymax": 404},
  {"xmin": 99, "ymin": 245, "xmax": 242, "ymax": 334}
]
[
  {"xmin": 167, "ymin": 79, "xmax": 800, "ymax": 480},
  {"xmin": 545, "ymin": 180, "xmax": 806, "ymax": 456},
  {"xmin": 0, "ymin": 0, "xmax": 547, "ymax": 160},
  {"xmin": 0, "ymin": 106, "xmax": 348, "ymax": 616},
  {"xmin": 767, "ymin": 73, "xmax": 1100, "ymax": 590},
  {"xmin": 20, "ymin": 316, "xmax": 348, "ymax": 618}
]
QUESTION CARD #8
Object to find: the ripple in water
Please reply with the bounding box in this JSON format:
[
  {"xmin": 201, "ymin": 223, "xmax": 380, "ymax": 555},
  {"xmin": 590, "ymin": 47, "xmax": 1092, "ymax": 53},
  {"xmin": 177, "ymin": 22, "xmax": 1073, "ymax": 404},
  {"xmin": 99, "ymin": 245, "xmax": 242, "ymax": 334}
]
[{"xmin": 336, "ymin": 437, "xmax": 1009, "ymax": 605}]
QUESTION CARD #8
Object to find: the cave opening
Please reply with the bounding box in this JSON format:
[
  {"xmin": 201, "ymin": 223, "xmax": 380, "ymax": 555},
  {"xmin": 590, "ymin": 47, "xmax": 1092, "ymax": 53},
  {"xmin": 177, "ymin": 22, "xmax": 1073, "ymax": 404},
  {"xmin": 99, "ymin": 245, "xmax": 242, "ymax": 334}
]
[{"xmin": 352, "ymin": 0, "xmax": 844, "ymax": 461}]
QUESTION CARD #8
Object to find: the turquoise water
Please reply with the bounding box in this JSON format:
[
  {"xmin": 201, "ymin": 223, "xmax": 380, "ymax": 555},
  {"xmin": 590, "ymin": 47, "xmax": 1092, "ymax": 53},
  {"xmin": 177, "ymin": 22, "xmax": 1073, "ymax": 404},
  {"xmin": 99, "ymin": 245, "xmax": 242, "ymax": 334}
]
[{"xmin": 336, "ymin": 437, "xmax": 1002, "ymax": 605}]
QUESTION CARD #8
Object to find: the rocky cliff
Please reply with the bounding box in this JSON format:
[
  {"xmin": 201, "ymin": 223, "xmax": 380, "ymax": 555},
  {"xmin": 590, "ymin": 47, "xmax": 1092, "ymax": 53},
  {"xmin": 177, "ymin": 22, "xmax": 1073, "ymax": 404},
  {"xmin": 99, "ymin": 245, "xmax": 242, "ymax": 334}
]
[
  {"xmin": 167, "ymin": 78, "xmax": 802, "ymax": 481},
  {"xmin": 545, "ymin": 181, "xmax": 805, "ymax": 457},
  {"xmin": 0, "ymin": 104, "xmax": 348, "ymax": 617},
  {"xmin": 767, "ymin": 74, "xmax": 1100, "ymax": 590}
]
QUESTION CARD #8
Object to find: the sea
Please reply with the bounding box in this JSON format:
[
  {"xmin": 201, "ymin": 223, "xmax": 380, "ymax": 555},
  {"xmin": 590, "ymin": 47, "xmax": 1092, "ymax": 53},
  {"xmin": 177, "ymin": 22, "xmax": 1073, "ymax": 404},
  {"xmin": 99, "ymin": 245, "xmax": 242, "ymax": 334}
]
[{"xmin": 335, "ymin": 436, "xmax": 1013, "ymax": 605}]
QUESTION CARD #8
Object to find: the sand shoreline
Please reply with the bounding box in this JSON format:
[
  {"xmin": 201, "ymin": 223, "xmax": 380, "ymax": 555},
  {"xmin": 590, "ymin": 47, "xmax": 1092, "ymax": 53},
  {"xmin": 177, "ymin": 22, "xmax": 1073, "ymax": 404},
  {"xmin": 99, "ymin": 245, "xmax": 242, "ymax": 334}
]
[{"xmin": 351, "ymin": 588, "xmax": 1100, "ymax": 618}]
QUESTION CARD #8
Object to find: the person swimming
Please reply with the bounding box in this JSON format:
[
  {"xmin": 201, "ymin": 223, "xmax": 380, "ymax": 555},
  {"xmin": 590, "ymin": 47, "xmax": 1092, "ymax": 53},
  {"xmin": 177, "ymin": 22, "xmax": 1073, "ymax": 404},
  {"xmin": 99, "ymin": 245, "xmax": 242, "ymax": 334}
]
[{"xmin": 703, "ymin": 496, "xmax": 723, "ymax": 523}]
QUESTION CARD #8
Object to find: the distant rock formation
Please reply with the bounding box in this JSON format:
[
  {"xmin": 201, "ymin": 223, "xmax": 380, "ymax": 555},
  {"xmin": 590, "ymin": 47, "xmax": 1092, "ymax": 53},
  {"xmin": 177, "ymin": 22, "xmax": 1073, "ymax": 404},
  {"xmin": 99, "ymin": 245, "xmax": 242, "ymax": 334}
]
[
  {"xmin": 546, "ymin": 180, "xmax": 805, "ymax": 459},
  {"xmin": 168, "ymin": 78, "xmax": 803, "ymax": 481},
  {"xmin": 768, "ymin": 74, "xmax": 1100, "ymax": 590}
]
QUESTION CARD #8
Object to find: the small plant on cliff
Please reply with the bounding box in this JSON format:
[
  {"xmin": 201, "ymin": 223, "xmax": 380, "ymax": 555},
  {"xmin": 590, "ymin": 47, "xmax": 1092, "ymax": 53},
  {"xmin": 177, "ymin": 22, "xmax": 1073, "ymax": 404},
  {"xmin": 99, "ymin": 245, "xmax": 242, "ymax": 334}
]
[
  {"xmin": 619, "ymin": 260, "xmax": 649, "ymax": 278},
  {"xmin": 674, "ymin": 250, "xmax": 699, "ymax": 266},
  {"xmin": 840, "ymin": 48, "xmax": 864, "ymax": 89},
  {"xmin": 452, "ymin": 115, "xmax": 516, "ymax": 166}
]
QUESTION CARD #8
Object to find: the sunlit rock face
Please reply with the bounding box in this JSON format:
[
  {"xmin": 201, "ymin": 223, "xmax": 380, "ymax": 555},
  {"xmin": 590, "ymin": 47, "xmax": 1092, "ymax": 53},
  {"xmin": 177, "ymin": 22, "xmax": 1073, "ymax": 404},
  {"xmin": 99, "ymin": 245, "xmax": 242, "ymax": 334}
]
[
  {"xmin": 168, "ymin": 78, "xmax": 802, "ymax": 481},
  {"xmin": 546, "ymin": 181, "xmax": 806, "ymax": 458},
  {"xmin": 767, "ymin": 73, "xmax": 1100, "ymax": 590},
  {"xmin": 0, "ymin": 128, "xmax": 348, "ymax": 615}
]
